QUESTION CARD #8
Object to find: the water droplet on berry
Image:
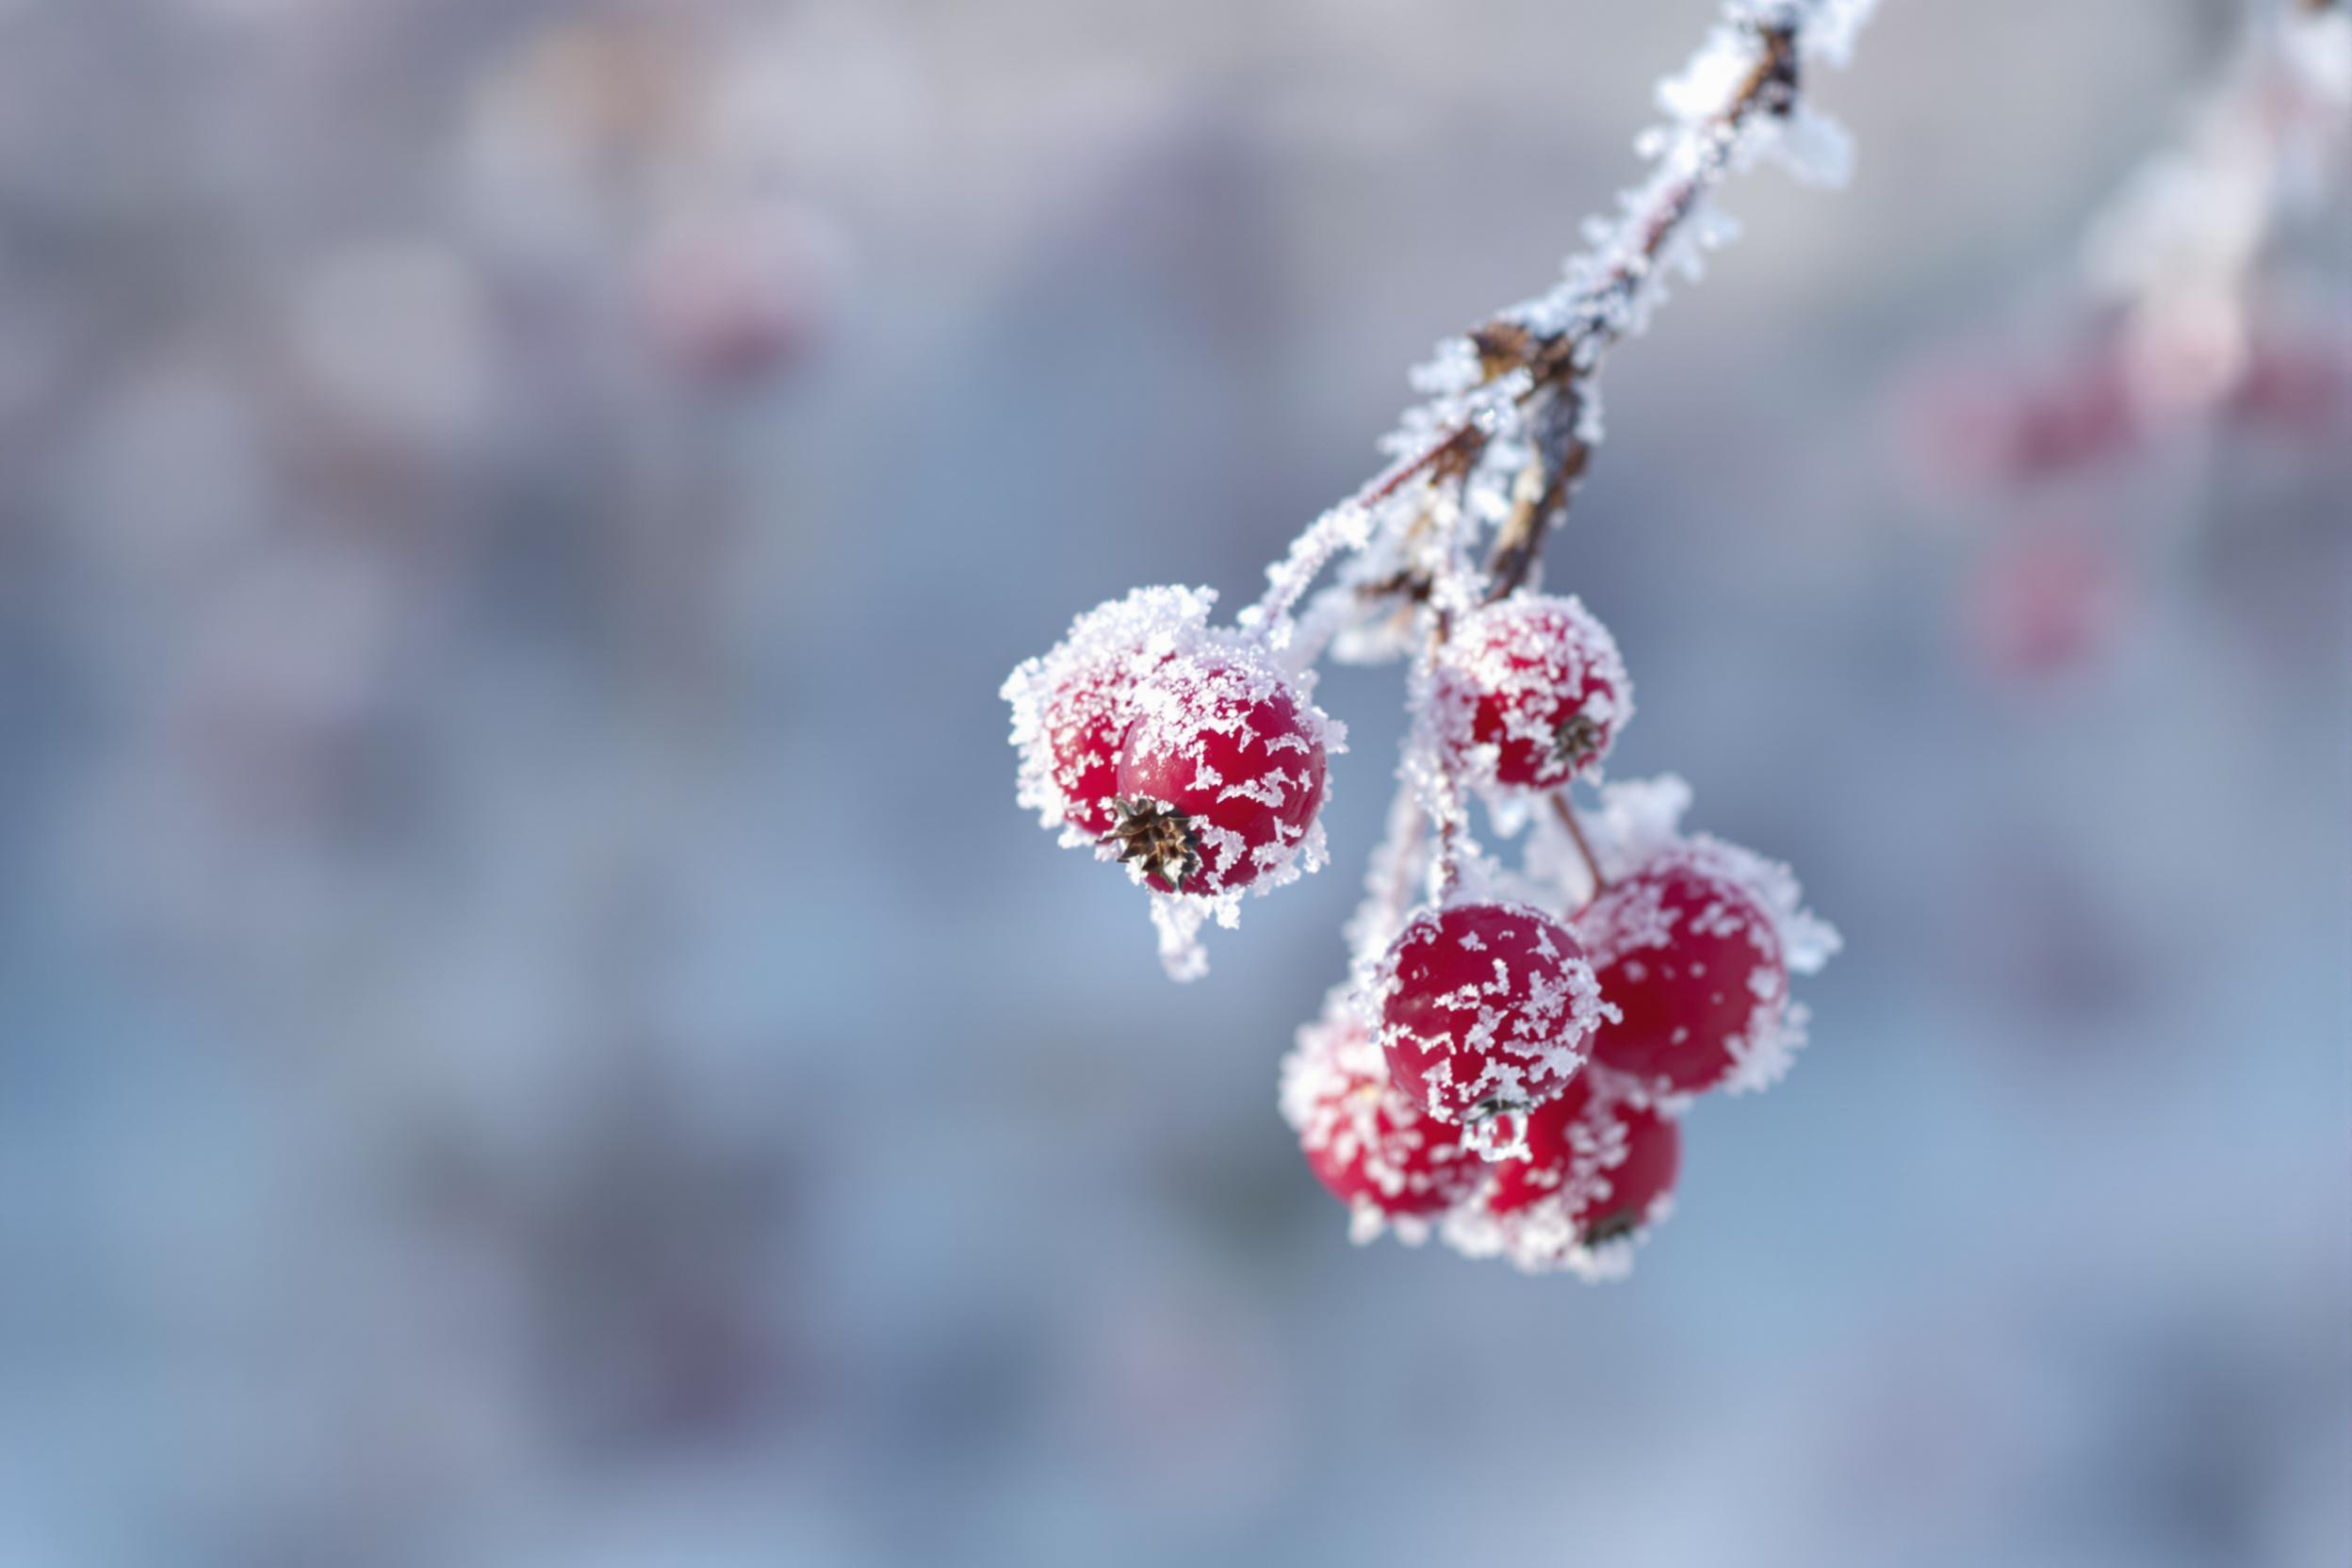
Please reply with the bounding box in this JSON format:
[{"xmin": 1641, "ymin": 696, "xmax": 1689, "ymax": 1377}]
[{"xmin": 1463, "ymin": 1105, "xmax": 1532, "ymax": 1164}]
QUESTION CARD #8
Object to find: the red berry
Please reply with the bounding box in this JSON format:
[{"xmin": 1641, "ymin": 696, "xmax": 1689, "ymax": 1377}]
[
  {"xmin": 1288, "ymin": 1027, "xmax": 1482, "ymax": 1224},
  {"xmin": 1374, "ymin": 902, "xmax": 1608, "ymax": 1126},
  {"xmin": 1482, "ymin": 1075, "xmax": 1593, "ymax": 1215},
  {"xmin": 1111, "ymin": 651, "xmax": 1329, "ymax": 897},
  {"xmin": 1577, "ymin": 840, "xmax": 1793, "ymax": 1097},
  {"xmin": 1435, "ymin": 595, "xmax": 1629, "ymax": 791},
  {"xmin": 1039, "ymin": 669, "xmax": 1137, "ymax": 838},
  {"xmin": 1485, "ymin": 1084, "xmax": 1679, "ymax": 1248},
  {"xmin": 1004, "ymin": 587, "xmax": 1217, "ymax": 841},
  {"xmin": 1582, "ymin": 1101, "xmax": 1679, "ymax": 1243}
]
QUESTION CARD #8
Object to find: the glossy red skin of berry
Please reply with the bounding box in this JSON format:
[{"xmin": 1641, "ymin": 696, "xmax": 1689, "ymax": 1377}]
[
  {"xmin": 1579, "ymin": 857, "xmax": 1788, "ymax": 1097},
  {"xmin": 1301, "ymin": 1069, "xmax": 1482, "ymax": 1218},
  {"xmin": 1483, "ymin": 1075, "xmax": 1592, "ymax": 1214},
  {"xmin": 1484, "ymin": 1085, "xmax": 1678, "ymax": 1244},
  {"xmin": 1114, "ymin": 660, "xmax": 1327, "ymax": 896},
  {"xmin": 1377, "ymin": 903, "xmax": 1601, "ymax": 1126},
  {"xmin": 1040, "ymin": 669, "xmax": 1135, "ymax": 838},
  {"xmin": 1439, "ymin": 596, "xmax": 1627, "ymax": 791}
]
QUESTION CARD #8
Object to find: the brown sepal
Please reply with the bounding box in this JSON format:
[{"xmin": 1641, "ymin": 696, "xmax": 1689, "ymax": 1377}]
[{"xmin": 1110, "ymin": 797, "xmax": 1203, "ymax": 894}]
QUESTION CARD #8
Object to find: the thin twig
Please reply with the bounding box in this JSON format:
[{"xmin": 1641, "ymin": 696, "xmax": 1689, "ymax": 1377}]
[
  {"xmin": 1396, "ymin": 18, "xmax": 1809, "ymax": 901},
  {"xmin": 1322, "ymin": 17, "xmax": 1807, "ymax": 619},
  {"xmin": 1551, "ymin": 792, "xmax": 1609, "ymax": 905},
  {"xmin": 1475, "ymin": 18, "xmax": 1800, "ymax": 599},
  {"xmin": 1364, "ymin": 421, "xmax": 1487, "ymax": 508},
  {"xmin": 1251, "ymin": 424, "xmax": 1487, "ymax": 633}
]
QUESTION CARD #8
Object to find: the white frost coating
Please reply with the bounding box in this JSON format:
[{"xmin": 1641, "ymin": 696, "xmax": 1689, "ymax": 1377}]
[
  {"xmin": 1576, "ymin": 773, "xmax": 1700, "ymax": 882},
  {"xmin": 1656, "ymin": 21, "xmax": 1751, "ymax": 125},
  {"xmin": 1788, "ymin": 0, "xmax": 1881, "ymax": 69},
  {"xmin": 1283, "ymin": 0, "xmax": 1882, "ymax": 685},
  {"xmin": 1439, "ymin": 1194, "xmax": 1668, "ymax": 1282},
  {"xmin": 1383, "ymin": 492, "xmax": 1497, "ymax": 909},
  {"xmin": 1364, "ymin": 902, "xmax": 1612, "ymax": 1126},
  {"xmin": 1287, "ymin": 0, "xmax": 1864, "ymax": 1281},
  {"xmin": 1136, "ymin": 788, "xmax": 1334, "ymax": 983},
  {"xmin": 1343, "ymin": 786, "xmax": 1432, "ymax": 968},
  {"xmin": 1464, "ymin": 0, "xmax": 1878, "ymax": 367},
  {"xmin": 1769, "ymin": 106, "xmax": 1855, "ymax": 189},
  {"xmin": 1431, "ymin": 594, "xmax": 1633, "ymax": 793},
  {"xmin": 1435, "ymin": 1081, "xmax": 1676, "ymax": 1279},
  {"xmin": 1112, "ymin": 634, "xmax": 1347, "ymax": 979},
  {"xmin": 1607, "ymin": 838, "xmax": 1788, "ymax": 1096},
  {"xmin": 1568, "ymin": 787, "xmax": 1841, "ymax": 1096},
  {"xmin": 1260, "ymin": 0, "xmax": 1881, "ymax": 700},
  {"xmin": 1655, "ymin": 830, "xmax": 1839, "ymax": 981},
  {"xmin": 1243, "ymin": 498, "xmax": 1374, "ymax": 650},
  {"xmin": 1461, "ymin": 1107, "xmax": 1530, "ymax": 1164},
  {"xmin": 1280, "ymin": 995, "xmax": 1482, "ymax": 1246},
  {"xmin": 2302, "ymin": 8, "xmax": 2352, "ymax": 102},
  {"xmin": 1574, "ymin": 380, "xmax": 1607, "ymax": 448},
  {"xmin": 1006, "ymin": 604, "xmax": 1344, "ymax": 981},
  {"xmin": 1000, "ymin": 585, "xmax": 1219, "ymax": 841}
]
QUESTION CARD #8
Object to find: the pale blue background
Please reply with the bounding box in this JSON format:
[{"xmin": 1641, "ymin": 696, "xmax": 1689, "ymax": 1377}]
[{"xmin": 0, "ymin": 1, "xmax": 2344, "ymax": 1564}]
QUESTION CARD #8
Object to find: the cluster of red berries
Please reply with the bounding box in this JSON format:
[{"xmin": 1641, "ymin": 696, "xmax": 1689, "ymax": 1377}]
[
  {"xmin": 1288, "ymin": 808, "xmax": 1827, "ymax": 1278},
  {"xmin": 1286, "ymin": 595, "xmax": 1828, "ymax": 1278},
  {"xmin": 1008, "ymin": 574, "xmax": 1831, "ymax": 1279},
  {"xmin": 1284, "ymin": 1005, "xmax": 1683, "ymax": 1278},
  {"xmin": 1002, "ymin": 0, "xmax": 1869, "ymax": 1282}
]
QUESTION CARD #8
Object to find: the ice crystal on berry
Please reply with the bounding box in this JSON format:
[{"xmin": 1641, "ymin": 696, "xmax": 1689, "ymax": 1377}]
[{"xmin": 1002, "ymin": 584, "xmax": 1218, "ymax": 842}]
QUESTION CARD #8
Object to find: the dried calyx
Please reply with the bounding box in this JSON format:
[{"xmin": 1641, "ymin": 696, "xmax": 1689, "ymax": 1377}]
[
  {"xmin": 1554, "ymin": 712, "xmax": 1606, "ymax": 770},
  {"xmin": 1109, "ymin": 797, "xmax": 1201, "ymax": 893}
]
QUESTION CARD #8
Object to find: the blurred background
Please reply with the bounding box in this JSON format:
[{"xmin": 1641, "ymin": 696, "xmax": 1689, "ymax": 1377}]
[{"xmin": 0, "ymin": 0, "xmax": 2346, "ymax": 1564}]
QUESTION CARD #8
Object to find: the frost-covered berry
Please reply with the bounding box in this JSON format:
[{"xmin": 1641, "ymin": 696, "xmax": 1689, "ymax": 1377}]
[
  {"xmin": 1577, "ymin": 838, "xmax": 1798, "ymax": 1098},
  {"xmin": 1439, "ymin": 1077, "xmax": 1679, "ymax": 1276},
  {"xmin": 1302, "ymin": 1082, "xmax": 1478, "ymax": 1218},
  {"xmin": 1372, "ymin": 902, "xmax": 1609, "ymax": 1128},
  {"xmin": 1483, "ymin": 1081, "xmax": 1679, "ymax": 1248},
  {"xmin": 1040, "ymin": 669, "xmax": 1139, "ymax": 839},
  {"xmin": 1435, "ymin": 595, "xmax": 1630, "ymax": 791},
  {"xmin": 1003, "ymin": 586, "xmax": 1217, "ymax": 841},
  {"xmin": 1111, "ymin": 650, "xmax": 1331, "ymax": 897},
  {"xmin": 1282, "ymin": 1015, "xmax": 1482, "ymax": 1237},
  {"xmin": 1481, "ymin": 1075, "xmax": 1593, "ymax": 1216}
]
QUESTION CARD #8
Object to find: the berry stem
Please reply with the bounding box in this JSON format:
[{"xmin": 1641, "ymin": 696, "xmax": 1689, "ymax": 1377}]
[
  {"xmin": 1419, "ymin": 597, "xmax": 1470, "ymax": 906},
  {"xmin": 1310, "ymin": 11, "xmax": 1821, "ymax": 629},
  {"xmin": 1552, "ymin": 792, "xmax": 1610, "ymax": 905},
  {"xmin": 1382, "ymin": 806, "xmax": 1429, "ymax": 930},
  {"xmin": 1249, "ymin": 423, "xmax": 1489, "ymax": 640}
]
